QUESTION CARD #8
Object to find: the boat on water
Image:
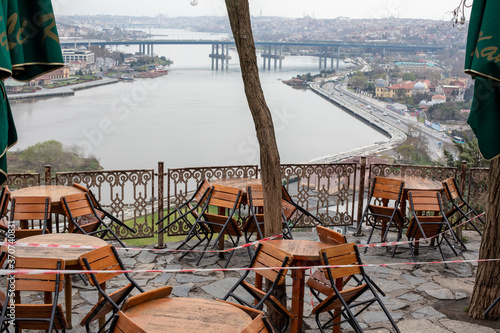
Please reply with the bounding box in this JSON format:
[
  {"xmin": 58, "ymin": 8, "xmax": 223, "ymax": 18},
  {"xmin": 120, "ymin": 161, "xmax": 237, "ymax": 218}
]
[
  {"xmin": 156, "ymin": 65, "xmax": 168, "ymax": 73},
  {"xmin": 120, "ymin": 75, "xmax": 135, "ymax": 81}
]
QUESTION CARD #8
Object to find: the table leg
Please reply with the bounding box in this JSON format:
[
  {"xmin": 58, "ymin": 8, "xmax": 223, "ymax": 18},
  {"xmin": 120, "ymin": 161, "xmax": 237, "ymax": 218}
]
[
  {"xmin": 290, "ymin": 268, "xmax": 305, "ymax": 333},
  {"xmin": 65, "ymin": 274, "xmax": 72, "ymax": 329},
  {"xmin": 332, "ymin": 278, "xmax": 343, "ymax": 333},
  {"xmin": 99, "ymin": 282, "xmax": 106, "ymax": 329}
]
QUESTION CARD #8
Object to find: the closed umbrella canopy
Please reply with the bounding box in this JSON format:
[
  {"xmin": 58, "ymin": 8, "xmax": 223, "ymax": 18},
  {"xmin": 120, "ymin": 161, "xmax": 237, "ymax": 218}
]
[
  {"xmin": 464, "ymin": 0, "xmax": 500, "ymax": 160},
  {"xmin": 0, "ymin": 0, "xmax": 63, "ymax": 186}
]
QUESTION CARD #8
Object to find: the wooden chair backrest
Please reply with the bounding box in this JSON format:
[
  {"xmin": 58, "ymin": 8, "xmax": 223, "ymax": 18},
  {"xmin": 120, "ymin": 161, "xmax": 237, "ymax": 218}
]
[
  {"xmin": 253, "ymin": 242, "xmax": 293, "ymax": 284},
  {"xmin": 408, "ymin": 190, "xmax": 442, "ymax": 214},
  {"xmin": 0, "ymin": 186, "xmax": 10, "ymax": 218},
  {"xmin": 78, "ymin": 244, "xmax": 123, "ymax": 286},
  {"xmin": 281, "ymin": 199, "xmax": 296, "ymax": 220},
  {"xmin": 194, "ymin": 179, "xmax": 212, "ymax": 203},
  {"xmin": 208, "ymin": 184, "xmax": 242, "ymax": 211},
  {"xmin": 281, "ymin": 185, "xmax": 292, "ymax": 203},
  {"xmin": 247, "ymin": 185, "xmax": 264, "ymax": 209},
  {"xmin": 442, "ymin": 177, "xmax": 460, "ymax": 201},
  {"xmin": 316, "ymin": 226, "xmax": 346, "ymax": 245},
  {"xmin": 61, "ymin": 192, "xmax": 94, "ymax": 218},
  {"xmin": 13, "ymin": 257, "xmax": 64, "ymax": 293},
  {"xmin": 112, "ymin": 311, "xmax": 147, "ymax": 333},
  {"xmin": 319, "ymin": 243, "xmax": 362, "ymax": 280},
  {"xmin": 10, "ymin": 196, "xmax": 51, "ymax": 221},
  {"xmin": 371, "ymin": 177, "xmax": 404, "ymax": 201},
  {"xmin": 122, "ymin": 285, "xmax": 172, "ymax": 311}
]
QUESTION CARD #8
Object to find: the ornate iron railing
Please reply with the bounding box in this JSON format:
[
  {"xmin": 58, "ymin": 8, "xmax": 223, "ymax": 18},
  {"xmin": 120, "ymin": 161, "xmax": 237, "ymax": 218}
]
[
  {"xmin": 55, "ymin": 169, "xmax": 155, "ymax": 239},
  {"xmin": 4, "ymin": 160, "xmax": 490, "ymax": 242}
]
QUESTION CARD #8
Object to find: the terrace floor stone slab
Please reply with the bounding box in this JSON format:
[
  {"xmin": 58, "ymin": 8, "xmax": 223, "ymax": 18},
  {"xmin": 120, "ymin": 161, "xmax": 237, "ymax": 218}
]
[{"xmin": 7, "ymin": 230, "xmax": 499, "ymax": 333}]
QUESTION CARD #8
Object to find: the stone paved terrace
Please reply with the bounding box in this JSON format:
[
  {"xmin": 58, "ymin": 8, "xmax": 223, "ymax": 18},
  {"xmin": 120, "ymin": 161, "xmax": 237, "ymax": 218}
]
[{"xmin": 7, "ymin": 228, "xmax": 500, "ymax": 333}]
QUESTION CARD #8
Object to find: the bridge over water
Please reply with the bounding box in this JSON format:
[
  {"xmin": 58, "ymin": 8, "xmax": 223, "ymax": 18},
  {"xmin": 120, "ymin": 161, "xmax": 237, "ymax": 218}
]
[{"xmin": 61, "ymin": 39, "xmax": 445, "ymax": 71}]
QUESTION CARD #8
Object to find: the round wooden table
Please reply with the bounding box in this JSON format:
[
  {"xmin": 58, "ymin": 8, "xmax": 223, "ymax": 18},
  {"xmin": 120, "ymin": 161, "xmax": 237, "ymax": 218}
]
[
  {"xmin": 265, "ymin": 239, "xmax": 337, "ymax": 333},
  {"xmin": 123, "ymin": 297, "xmax": 253, "ymax": 332},
  {"xmin": 11, "ymin": 185, "xmax": 83, "ymax": 231},
  {"xmin": 9, "ymin": 233, "xmax": 108, "ymax": 328}
]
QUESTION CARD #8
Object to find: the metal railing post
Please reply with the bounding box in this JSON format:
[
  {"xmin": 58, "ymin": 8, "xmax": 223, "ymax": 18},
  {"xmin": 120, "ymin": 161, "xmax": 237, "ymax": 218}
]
[
  {"xmin": 355, "ymin": 156, "xmax": 367, "ymax": 236},
  {"xmin": 156, "ymin": 162, "xmax": 165, "ymax": 248},
  {"xmin": 456, "ymin": 160, "xmax": 468, "ymax": 240},
  {"xmin": 44, "ymin": 165, "xmax": 51, "ymax": 185}
]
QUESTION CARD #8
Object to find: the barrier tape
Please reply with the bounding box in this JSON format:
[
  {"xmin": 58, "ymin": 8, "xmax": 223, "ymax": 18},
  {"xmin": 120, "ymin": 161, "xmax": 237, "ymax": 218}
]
[
  {"xmin": 0, "ymin": 212, "xmax": 485, "ymax": 254},
  {"xmin": 1, "ymin": 258, "xmax": 499, "ymax": 276},
  {"xmin": 0, "ymin": 234, "xmax": 283, "ymax": 254},
  {"xmin": 357, "ymin": 212, "xmax": 486, "ymax": 248}
]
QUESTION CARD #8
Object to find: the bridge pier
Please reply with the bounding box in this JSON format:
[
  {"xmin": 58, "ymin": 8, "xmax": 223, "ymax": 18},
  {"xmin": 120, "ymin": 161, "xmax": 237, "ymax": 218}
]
[
  {"xmin": 261, "ymin": 44, "xmax": 284, "ymax": 70},
  {"xmin": 209, "ymin": 43, "xmax": 231, "ymax": 71}
]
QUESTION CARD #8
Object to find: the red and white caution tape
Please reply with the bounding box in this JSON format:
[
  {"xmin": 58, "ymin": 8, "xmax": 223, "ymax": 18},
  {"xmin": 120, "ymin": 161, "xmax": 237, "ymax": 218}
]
[
  {"xmin": 1, "ymin": 258, "xmax": 499, "ymax": 276},
  {"xmin": 0, "ymin": 212, "xmax": 485, "ymax": 254},
  {"xmin": 357, "ymin": 212, "xmax": 485, "ymax": 248}
]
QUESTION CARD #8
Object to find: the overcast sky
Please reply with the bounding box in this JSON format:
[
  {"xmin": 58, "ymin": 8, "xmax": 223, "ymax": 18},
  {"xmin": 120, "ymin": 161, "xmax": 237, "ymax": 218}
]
[{"xmin": 54, "ymin": 0, "xmax": 470, "ymax": 21}]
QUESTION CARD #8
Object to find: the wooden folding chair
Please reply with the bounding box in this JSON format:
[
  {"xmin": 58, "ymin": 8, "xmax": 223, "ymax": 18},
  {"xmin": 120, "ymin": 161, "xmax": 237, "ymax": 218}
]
[
  {"xmin": 241, "ymin": 185, "xmax": 293, "ymax": 252},
  {"xmin": 307, "ymin": 226, "xmax": 349, "ymax": 302},
  {"xmin": 281, "ymin": 185, "xmax": 323, "ymax": 229},
  {"xmin": 9, "ymin": 196, "xmax": 51, "ymax": 239},
  {"xmin": 442, "ymin": 177, "xmax": 485, "ymax": 235},
  {"xmin": 156, "ymin": 179, "xmax": 213, "ymax": 234},
  {"xmin": 0, "ymin": 257, "xmax": 67, "ymax": 333},
  {"xmin": 109, "ymin": 311, "xmax": 147, "ymax": 333},
  {"xmin": 360, "ymin": 177, "xmax": 408, "ymax": 248},
  {"xmin": 311, "ymin": 243, "xmax": 400, "ymax": 333},
  {"xmin": 78, "ymin": 245, "xmax": 172, "ymax": 333},
  {"xmin": 78, "ymin": 244, "xmax": 146, "ymax": 333},
  {"xmin": 72, "ymin": 183, "xmax": 135, "ymax": 234},
  {"xmin": 61, "ymin": 192, "xmax": 127, "ymax": 247},
  {"xmin": 400, "ymin": 190, "xmax": 462, "ymax": 262},
  {"xmin": 177, "ymin": 184, "xmax": 242, "ymax": 267},
  {"xmin": 221, "ymin": 242, "xmax": 293, "ymax": 333}
]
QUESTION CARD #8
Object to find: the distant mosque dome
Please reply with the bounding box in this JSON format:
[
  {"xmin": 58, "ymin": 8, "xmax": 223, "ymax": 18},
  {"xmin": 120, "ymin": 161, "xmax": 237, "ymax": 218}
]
[
  {"xmin": 78, "ymin": 46, "xmax": 88, "ymax": 50},
  {"xmin": 375, "ymin": 79, "xmax": 387, "ymax": 88},
  {"xmin": 419, "ymin": 100, "xmax": 428, "ymax": 106},
  {"xmin": 413, "ymin": 81, "xmax": 426, "ymax": 91}
]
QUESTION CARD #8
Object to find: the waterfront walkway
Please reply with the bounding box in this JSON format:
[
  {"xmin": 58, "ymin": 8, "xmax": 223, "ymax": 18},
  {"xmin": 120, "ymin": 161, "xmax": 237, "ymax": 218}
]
[
  {"xmin": 8, "ymin": 227, "xmax": 497, "ymax": 333},
  {"xmin": 7, "ymin": 77, "xmax": 119, "ymax": 100}
]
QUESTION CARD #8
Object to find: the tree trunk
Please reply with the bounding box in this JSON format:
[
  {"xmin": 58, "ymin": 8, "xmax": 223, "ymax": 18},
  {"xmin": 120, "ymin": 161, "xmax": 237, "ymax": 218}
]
[
  {"xmin": 468, "ymin": 156, "xmax": 500, "ymax": 319},
  {"xmin": 224, "ymin": 1, "xmax": 286, "ymax": 330},
  {"xmin": 224, "ymin": 0, "xmax": 282, "ymax": 237}
]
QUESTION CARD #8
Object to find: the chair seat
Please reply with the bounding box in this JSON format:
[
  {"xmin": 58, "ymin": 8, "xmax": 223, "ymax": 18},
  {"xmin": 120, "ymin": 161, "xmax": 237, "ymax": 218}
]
[
  {"xmin": 202, "ymin": 213, "xmax": 242, "ymax": 237},
  {"xmin": 15, "ymin": 304, "xmax": 68, "ymax": 330},
  {"xmin": 80, "ymin": 283, "xmax": 135, "ymax": 325},
  {"xmin": 241, "ymin": 281, "xmax": 292, "ymax": 318},
  {"xmin": 312, "ymin": 284, "xmax": 368, "ymax": 314}
]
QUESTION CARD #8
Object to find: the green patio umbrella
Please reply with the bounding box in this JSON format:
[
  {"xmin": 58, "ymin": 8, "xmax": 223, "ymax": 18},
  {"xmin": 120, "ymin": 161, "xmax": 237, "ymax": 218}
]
[
  {"xmin": 464, "ymin": 0, "xmax": 500, "ymax": 160},
  {"xmin": 0, "ymin": 0, "xmax": 64, "ymax": 186}
]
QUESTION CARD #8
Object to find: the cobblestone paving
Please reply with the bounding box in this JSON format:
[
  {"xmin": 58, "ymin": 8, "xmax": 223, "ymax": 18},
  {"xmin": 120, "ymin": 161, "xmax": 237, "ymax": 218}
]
[{"xmin": 6, "ymin": 228, "xmax": 500, "ymax": 333}]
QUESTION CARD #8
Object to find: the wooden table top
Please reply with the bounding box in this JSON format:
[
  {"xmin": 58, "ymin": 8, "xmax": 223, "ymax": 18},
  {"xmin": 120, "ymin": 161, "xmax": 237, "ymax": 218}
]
[
  {"xmin": 124, "ymin": 297, "xmax": 253, "ymax": 333},
  {"xmin": 266, "ymin": 239, "xmax": 330, "ymax": 262},
  {"xmin": 8, "ymin": 233, "xmax": 108, "ymax": 266},
  {"xmin": 211, "ymin": 178, "xmax": 261, "ymax": 191},
  {"xmin": 11, "ymin": 185, "xmax": 83, "ymax": 204}
]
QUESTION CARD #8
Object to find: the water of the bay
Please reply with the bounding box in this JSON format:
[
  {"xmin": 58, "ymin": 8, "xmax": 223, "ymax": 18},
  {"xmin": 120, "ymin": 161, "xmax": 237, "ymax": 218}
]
[{"xmin": 10, "ymin": 29, "xmax": 387, "ymax": 170}]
